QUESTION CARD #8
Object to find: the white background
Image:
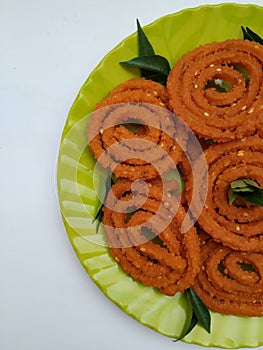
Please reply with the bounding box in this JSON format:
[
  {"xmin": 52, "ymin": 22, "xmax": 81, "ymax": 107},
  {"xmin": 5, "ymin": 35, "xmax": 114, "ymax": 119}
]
[{"xmin": 1, "ymin": 1, "xmax": 263, "ymax": 349}]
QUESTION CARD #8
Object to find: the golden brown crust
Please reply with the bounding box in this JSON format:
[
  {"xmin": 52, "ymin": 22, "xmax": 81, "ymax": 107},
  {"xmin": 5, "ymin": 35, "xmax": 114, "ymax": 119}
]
[
  {"xmin": 86, "ymin": 40, "xmax": 263, "ymax": 316},
  {"xmin": 167, "ymin": 39, "xmax": 263, "ymax": 142},
  {"xmin": 102, "ymin": 179, "xmax": 200, "ymax": 296},
  {"xmin": 193, "ymin": 238, "xmax": 263, "ymax": 317},
  {"xmin": 185, "ymin": 135, "xmax": 263, "ymax": 252},
  {"xmin": 88, "ymin": 101, "xmax": 184, "ymax": 180},
  {"xmin": 95, "ymin": 77, "xmax": 169, "ymax": 110}
]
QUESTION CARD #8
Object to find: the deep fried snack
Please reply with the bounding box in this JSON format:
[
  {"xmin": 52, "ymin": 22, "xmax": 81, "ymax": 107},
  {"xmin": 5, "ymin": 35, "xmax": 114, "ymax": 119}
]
[
  {"xmin": 102, "ymin": 178, "xmax": 200, "ymax": 296},
  {"xmin": 95, "ymin": 77, "xmax": 169, "ymax": 109},
  {"xmin": 167, "ymin": 39, "xmax": 263, "ymax": 142},
  {"xmin": 87, "ymin": 102, "xmax": 185, "ymax": 180},
  {"xmin": 257, "ymin": 115, "xmax": 263, "ymax": 138},
  {"xmin": 185, "ymin": 135, "xmax": 263, "ymax": 251},
  {"xmin": 193, "ymin": 238, "xmax": 263, "ymax": 317}
]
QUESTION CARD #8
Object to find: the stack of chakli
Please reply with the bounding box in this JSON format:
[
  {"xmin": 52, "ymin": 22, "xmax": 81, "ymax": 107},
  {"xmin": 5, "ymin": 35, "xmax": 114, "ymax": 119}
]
[
  {"xmin": 88, "ymin": 38, "xmax": 263, "ymax": 316},
  {"xmin": 167, "ymin": 38, "xmax": 263, "ymax": 316},
  {"xmin": 87, "ymin": 77, "xmax": 200, "ymax": 296}
]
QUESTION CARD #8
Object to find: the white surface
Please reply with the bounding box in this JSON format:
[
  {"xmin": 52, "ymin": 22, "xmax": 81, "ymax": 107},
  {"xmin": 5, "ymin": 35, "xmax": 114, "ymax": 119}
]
[{"xmin": 1, "ymin": 0, "xmax": 263, "ymax": 349}]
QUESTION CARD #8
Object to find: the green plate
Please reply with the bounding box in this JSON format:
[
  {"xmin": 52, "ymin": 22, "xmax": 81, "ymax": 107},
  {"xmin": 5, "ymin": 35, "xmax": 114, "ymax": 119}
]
[{"xmin": 57, "ymin": 3, "xmax": 263, "ymax": 348}]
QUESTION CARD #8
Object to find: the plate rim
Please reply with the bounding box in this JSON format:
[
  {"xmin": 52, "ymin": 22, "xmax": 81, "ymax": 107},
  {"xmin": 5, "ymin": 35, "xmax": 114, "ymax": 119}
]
[{"xmin": 57, "ymin": 3, "xmax": 263, "ymax": 348}]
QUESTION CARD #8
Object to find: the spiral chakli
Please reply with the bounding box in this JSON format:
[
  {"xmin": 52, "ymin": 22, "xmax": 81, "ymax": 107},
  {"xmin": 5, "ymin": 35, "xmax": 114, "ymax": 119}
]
[
  {"xmin": 102, "ymin": 179, "xmax": 200, "ymax": 296},
  {"xmin": 193, "ymin": 237, "xmax": 263, "ymax": 317},
  {"xmin": 167, "ymin": 39, "xmax": 263, "ymax": 142},
  {"xmin": 95, "ymin": 77, "xmax": 169, "ymax": 109},
  {"xmin": 87, "ymin": 102, "xmax": 185, "ymax": 180},
  {"xmin": 186, "ymin": 135, "xmax": 263, "ymax": 252},
  {"xmin": 258, "ymin": 115, "xmax": 263, "ymax": 138}
]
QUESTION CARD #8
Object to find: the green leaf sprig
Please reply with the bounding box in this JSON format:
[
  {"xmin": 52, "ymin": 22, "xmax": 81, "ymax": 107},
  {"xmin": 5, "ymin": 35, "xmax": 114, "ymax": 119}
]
[
  {"xmin": 228, "ymin": 179, "xmax": 263, "ymax": 206},
  {"xmin": 92, "ymin": 174, "xmax": 116, "ymax": 232},
  {"xmin": 185, "ymin": 289, "xmax": 211, "ymax": 334},
  {"xmin": 241, "ymin": 26, "xmax": 263, "ymax": 44},
  {"xmin": 120, "ymin": 19, "xmax": 171, "ymax": 85},
  {"xmin": 91, "ymin": 23, "xmax": 263, "ymax": 343},
  {"xmin": 174, "ymin": 288, "xmax": 211, "ymax": 342}
]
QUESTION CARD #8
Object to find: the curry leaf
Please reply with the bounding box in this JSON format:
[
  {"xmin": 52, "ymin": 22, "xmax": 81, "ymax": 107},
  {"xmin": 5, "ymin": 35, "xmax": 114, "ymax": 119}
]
[
  {"xmin": 92, "ymin": 174, "xmax": 114, "ymax": 232},
  {"xmin": 231, "ymin": 179, "xmax": 249, "ymax": 189},
  {"xmin": 183, "ymin": 312, "xmax": 198, "ymax": 336},
  {"xmin": 173, "ymin": 311, "xmax": 198, "ymax": 342},
  {"xmin": 240, "ymin": 191, "xmax": 263, "ymax": 206},
  {"xmin": 241, "ymin": 26, "xmax": 253, "ymax": 41},
  {"xmin": 142, "ymin": 72, "xmax": 168, "ymax": 85},
  {"xmin": 233, "ymin": 187, "xmax": 255, "ymax": 193},
  {"xmin": 243, "ymin": 179, "xmax": 261, "ymax": 188},
  {"xmin": 136, "ymin": 19, "xmax": 157, "ymax": 80},
  {"xmin": 228, "ymin": 178, "xmax": 263, "ymax": 206},
  {"xmin": 186, "ymin": 288, "xmax": 211, "ymax": 334},
  {"xmin": 241, "ymin": 26, "xmax": 263, "ymax": 45},
  {"xmin": 228, "ymin": 188, "xmax": 239, "ymax": 205},
  {"xmin": 120, "ymin": 55, "xmax": 171, "ymax": 76},
  {"xmin": 93, "ymin": 208, "xmax": 103, "ymax": 233},
  {"xmin": 120, "ymin": 19, "xmax": 171, "ymax": 85},
  {"xmin": 136, "ymin": 19, "xmax": 155, "ymax": 56},
  {"xmin": 231, "ymin": 178, "xmax": 260, "ymax": 190}
]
